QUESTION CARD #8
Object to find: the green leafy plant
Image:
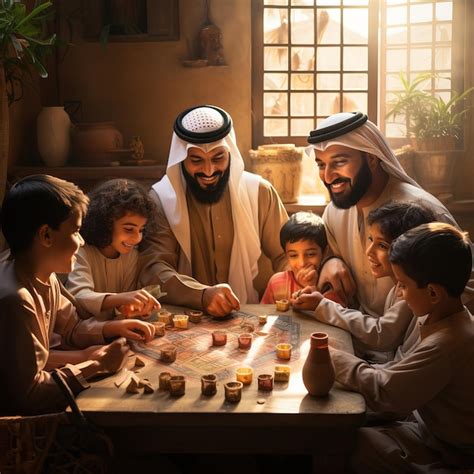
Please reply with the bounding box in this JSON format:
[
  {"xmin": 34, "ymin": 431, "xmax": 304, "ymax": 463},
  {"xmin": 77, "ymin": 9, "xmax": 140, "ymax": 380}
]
[
  {"xmin": 0, "ymin": 0, "xmax": 56, "ymax": 105},
  {"xmin": 386, "ymin": 71, "xmax": 474, "ymax": 143}
]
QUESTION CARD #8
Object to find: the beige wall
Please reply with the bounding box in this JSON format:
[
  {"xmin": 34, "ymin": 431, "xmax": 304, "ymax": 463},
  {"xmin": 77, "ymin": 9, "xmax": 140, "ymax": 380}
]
[
  {"xmin": 8, "ymin": 0, "xmax": 474, "ymax": 208},
  {"xmin": 57, "ymin": 0, "xmax": 252, "ymax": 166}
]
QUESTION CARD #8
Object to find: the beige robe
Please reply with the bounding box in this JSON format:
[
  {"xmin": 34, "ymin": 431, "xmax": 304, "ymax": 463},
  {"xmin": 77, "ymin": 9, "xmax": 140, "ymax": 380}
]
[
  {"xmin": 66, "ymin": 244, "xmax": 139, "ymax": 320},
  {"xmin": 139, "ymin": 180, "xmax": 288, "ymax": 308},
  {"xmin": 334, "ymin": 308, "xmax": 474, "ymax": 470},
  {"xmin": 0, "ymin": 259, "xmax": 106, "ymax": 415}
]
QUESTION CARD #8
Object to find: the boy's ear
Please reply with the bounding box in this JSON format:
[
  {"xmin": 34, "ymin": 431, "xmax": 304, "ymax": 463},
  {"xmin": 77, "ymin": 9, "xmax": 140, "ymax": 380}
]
[
  {"xmin": 427, "ymin": 283, "xmax": 445, "ymax": 304},
  {"xmin": 37, "ymin": 224, "xmax": 53, "ymax": 248}
]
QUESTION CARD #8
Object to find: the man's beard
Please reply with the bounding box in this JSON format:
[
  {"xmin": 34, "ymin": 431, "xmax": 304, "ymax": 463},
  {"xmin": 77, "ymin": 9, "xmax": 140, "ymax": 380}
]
[
  {"xmin": 325, "ymin": 155, "xmax": 372, "ymax": 209},
  {"xmin": 182, "ymin": 160, "xmax": 231, "ymax": 204}
]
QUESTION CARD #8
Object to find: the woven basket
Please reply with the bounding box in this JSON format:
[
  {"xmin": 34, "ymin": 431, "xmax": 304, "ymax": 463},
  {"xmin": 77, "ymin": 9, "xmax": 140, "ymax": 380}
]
[{"xmin": 0, "ymin": 413, "xmax": 65, "ymax": 474}]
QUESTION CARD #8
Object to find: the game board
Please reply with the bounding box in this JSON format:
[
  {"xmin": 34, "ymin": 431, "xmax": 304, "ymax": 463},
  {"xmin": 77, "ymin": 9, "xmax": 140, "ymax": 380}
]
[{"xmin": 131, "ymin": 310, "xmax": 300, "ymax": 381}]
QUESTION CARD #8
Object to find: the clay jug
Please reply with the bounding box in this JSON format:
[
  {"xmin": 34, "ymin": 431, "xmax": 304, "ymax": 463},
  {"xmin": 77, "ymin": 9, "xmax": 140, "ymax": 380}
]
[
  {"xmin": 302, "ymin": 332, "xmax": 335, "ymax": 397},
  {"xmin": 73, "ymin": 122, "xmax": 123, "ymax": 165},
  {"xmin": 37, "ymin": 106, "xmax": 71, "ymax": 167}
]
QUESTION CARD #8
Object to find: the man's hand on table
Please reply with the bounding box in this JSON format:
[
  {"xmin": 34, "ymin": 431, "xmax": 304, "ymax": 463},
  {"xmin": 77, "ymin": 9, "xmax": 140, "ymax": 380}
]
[
  {"xmin": 202, "ymin": 283, "xmax": 240, "ymax": 317},
  {"xmin": 318, "ymin": 257, "xmax": 355, "ymax": 306}
]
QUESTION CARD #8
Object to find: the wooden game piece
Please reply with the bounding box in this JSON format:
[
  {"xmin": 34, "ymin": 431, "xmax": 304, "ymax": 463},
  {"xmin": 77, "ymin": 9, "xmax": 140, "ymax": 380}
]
[
  {"xmin": 257, "ymin": 398, "xmax": 266, "ymax": 405},
  {"xmin": 141, "ymin": 378, "xmax": 155, "ymax": 394},
  {"xmin": 126, "ymin": 374, "xmax": 141, "ymax": 394},
  {"xmin": 135, "ymin": 356, "xmax": 146, "ymax": 368},
  {"xmin": 114, "ymin": 369, "xmax": 131, "ymax": 388}
]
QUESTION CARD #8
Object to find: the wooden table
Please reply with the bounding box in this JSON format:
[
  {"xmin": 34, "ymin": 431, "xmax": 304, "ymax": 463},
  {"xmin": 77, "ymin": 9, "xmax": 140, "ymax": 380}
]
[{"xmin": 76, "ymin": 305, "xmax": 366, "ymax": 473}]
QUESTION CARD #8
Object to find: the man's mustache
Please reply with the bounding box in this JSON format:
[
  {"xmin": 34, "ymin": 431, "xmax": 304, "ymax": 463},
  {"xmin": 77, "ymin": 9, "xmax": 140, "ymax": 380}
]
[
  {"xmin": 324, "ymin": 177, "xmax": 350, "ymax": 186},
  {"xmin": 195, "ymin": 171, "xmax": 223, "ymax": 179}
]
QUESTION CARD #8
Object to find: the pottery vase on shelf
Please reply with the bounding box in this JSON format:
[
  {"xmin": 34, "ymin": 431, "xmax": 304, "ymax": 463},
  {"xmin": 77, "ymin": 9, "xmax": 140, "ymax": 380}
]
[
  {"xmin": 37, "ymin": 106, "xmax": 71, "ymax": 167},
  {"xmin": 72, "ymin": 122, "xmax": 124, "ymax": 166},
  {"xmin": 302, "ymin": 332, "xmax": 335, "ymax": 397}
]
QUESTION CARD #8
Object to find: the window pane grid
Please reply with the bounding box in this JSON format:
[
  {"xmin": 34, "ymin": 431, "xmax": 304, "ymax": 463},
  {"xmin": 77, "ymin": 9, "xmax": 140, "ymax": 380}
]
[
  {"xmin": 262, "ymin": 2, "xmax": 372, "ymax": 138},
  {"xmin": 381, "ymin": 0, "xmax": 454, "ymax": 139}
]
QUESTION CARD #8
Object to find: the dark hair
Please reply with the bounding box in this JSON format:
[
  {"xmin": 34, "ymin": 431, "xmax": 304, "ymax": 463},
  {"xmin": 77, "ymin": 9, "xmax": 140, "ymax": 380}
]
[
  {"xmin": 389, "ymin": 222, "xmax": 472, "ymax": 297},
  {"xmin": 81, "ymin": 179, "xmax": 157, "ymax": 249},
  {"xmin": 367, "ymin": 201, "xmax": 436, "ymax": 241},
  {"xmin": 280, "ymin": 211, "xmax": 327, "ymax": 251},
  {"xmin": 1, "ymin": 174, "xmax": 89, "ymax": 256}
]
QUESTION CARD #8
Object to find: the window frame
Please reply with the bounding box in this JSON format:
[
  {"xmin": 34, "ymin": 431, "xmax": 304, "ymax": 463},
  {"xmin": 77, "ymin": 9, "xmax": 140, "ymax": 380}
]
[{"xmin": 252, "ymin": 0, "xmax": 464, "ymax": 150}]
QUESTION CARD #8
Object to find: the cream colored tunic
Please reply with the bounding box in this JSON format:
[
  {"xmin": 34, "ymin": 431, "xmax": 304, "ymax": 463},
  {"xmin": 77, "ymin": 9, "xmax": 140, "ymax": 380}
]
[
  {"xmin": 139, "ymin": 181, "xmax": 288, "ymax": 308},
  {"xmin": 314, "ymin": 283, "xmax": 413, "ymax": 363},
  {"xmin": 0, "ymin": 259, "xmax": 106, "ymax": 415},
  {"xmin": 322, "ymin": 175, "xmax": 473, "ymax": 316},
  {"xmin": 333, "ymin": 308, "xmax": 474, "ymax": 467},
  {"xmin": 66, "ymin": 244, "xmax": 139, "ymax": 320}
]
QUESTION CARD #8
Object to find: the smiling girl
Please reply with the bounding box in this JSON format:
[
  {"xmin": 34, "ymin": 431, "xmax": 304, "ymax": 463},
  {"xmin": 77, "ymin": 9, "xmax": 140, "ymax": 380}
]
[{"xmin": 66, "ymin": 179, "xmax": 160, "ymax": 320}]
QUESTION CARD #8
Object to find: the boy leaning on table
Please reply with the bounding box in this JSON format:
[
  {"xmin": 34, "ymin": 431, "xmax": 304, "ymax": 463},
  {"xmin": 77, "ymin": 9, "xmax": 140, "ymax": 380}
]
[
  {"xmin": 0, "ymin": 175, "xmax": 156, "ymax": 416},
  {"xmin": 323, "ymin": 223, "xmax": 474, "ymax": 472}
]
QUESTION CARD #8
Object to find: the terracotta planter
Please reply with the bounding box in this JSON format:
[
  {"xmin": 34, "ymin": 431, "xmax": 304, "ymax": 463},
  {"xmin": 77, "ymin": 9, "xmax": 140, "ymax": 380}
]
[
  {"xmin": 302, "ymin": 332, "xmax": 335, "ymax": 397},
  {"xmin": 249, "ymin": 144, "xmax": 303, "ymax": 203},
  {"xmin": 73, "ymin": 122, "xmax": 123, "ymax": 166},
  {"xmin": 37, "ymin": 107, "xmax": 71, "ymax": 167},
  {"xmin": 413, "ymin": 150, "xmax": 461, "ymax": 202},
  {"xmin": 411, "ymin": 136, "xmax": 455, "ymax": 152}
]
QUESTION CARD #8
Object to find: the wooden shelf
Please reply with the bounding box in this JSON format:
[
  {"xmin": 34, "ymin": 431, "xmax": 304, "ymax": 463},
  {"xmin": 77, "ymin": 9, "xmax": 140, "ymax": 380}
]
[{"xmin": 10, "ymin": 165, "xmax": 166, "ymax": 192}]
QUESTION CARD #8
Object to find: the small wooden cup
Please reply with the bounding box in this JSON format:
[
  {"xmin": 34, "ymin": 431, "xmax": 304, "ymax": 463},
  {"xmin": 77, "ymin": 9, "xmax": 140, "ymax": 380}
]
[
  {"xmin": 238, "ymin": 333, "xmax": 253, "ymax": 350},
  {"xmin": 187, "ymin": 310, "xmax": 203, "ymax": 323},
  {"xmin": 212, "ymin": 330, "xmax": 227, "ymax": 346},
  {"xmin": 160, "ymin": 344, "xmax": 177, "ymax": 363},
  {"xmin": 201, "ymin": 374, "xmax": 218, "ymax": 396},
  {"xmin": 236, "ymin": 367, "xmax": 253, "ymax": 385},
  {"xmin": 224, "ymin": 381, "xmax": 243, "ymax": 403},
  {"xmin": 159, "ymin": 372, "xmax": 172, "ymax": 390},
  {"xmin": 274, "ymin": 364, "xmax": 291, "ymax": 383},
  {"xmin": 258, "ymin": 374, "xmax": 274, "ymax": 392},
  {"xmin": 276, "ymin": 343, "xmax": 292, "ymax": 360},
  {"xmin": 169, "ymin": 375, "xmax": 186, "ymax": 397},
  {"xmin": 152, "ymin": 321, "xmax": 166, "ymax": 337},
  {"xmin": 173, "ymin": 314, "xmax": 189, "ymax": 329},
  {"xmin": 276, "ymin": 299, "xmax": 290, "ymax": 312}
]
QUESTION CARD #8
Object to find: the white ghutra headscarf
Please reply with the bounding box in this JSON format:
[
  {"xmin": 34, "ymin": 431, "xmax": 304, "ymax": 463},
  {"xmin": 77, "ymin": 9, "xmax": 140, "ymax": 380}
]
[
  {"xmin": 152, "ymin": 106, "xmax": 262, "ymax": 303},
  {"xmin": 306, "ymin": 112, "xmax": 420, "ymax": 187}
]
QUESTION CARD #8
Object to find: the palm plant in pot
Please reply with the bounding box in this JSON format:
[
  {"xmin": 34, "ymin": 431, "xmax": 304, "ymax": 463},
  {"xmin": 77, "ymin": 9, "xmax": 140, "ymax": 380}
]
[
  {"xmin": 0, "ymin": 0, "xmax": 56, "ymax": 203},
  {"xmin": 386, "ymin": 71, "xmax": 474, "ymax": 200}
]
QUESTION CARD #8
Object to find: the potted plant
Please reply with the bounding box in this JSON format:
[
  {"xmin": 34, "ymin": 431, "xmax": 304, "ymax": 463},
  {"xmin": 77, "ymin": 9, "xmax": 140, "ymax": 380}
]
[
  {"xmin": 0, "ymin": 0, "xmax": 56, "ymax": 203},
  {"xmin": 386, "ymin": 71, "xmax": 474, "ymax": 200}
]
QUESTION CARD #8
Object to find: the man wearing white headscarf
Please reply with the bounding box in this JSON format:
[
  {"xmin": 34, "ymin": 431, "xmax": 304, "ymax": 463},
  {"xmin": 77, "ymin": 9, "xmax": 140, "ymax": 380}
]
[
  {"xmin": 294, "ymin": 112, "xmax": 474, "ymax": 319},
  {"xmin": 139, "ymin": 105, "xmax": 288, "ymax": 316},
  {"xmin": 293, "ymin": 111, "xmax": 474, "ymax": 474}
]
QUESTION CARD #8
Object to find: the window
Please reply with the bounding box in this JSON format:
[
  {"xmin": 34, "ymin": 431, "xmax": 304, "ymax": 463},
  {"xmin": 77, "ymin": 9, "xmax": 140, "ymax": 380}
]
[{"xmin": 252, "ymin": 0, "xmax": 462, "ymax": 148}]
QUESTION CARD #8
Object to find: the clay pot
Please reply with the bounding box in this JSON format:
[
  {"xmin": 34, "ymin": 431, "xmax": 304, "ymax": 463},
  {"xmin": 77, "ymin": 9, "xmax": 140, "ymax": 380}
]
[
  {"xmin": 302, "ymin": 332, "xmax": 335, "ymax": 397},
  {"xmin": 37, "ymin": 106, "xmax": 71, "ymax": 167},
  {"xmin": 198, "ymin": 23, "xmax": 225, "ymax": 65},
  {"xmin": 73, "ymin": 122, "xmax": 123, "ymax": 166},
  {"xmin": 249, "ymin": 144, "xmax": 303, "ymax": 203}
]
